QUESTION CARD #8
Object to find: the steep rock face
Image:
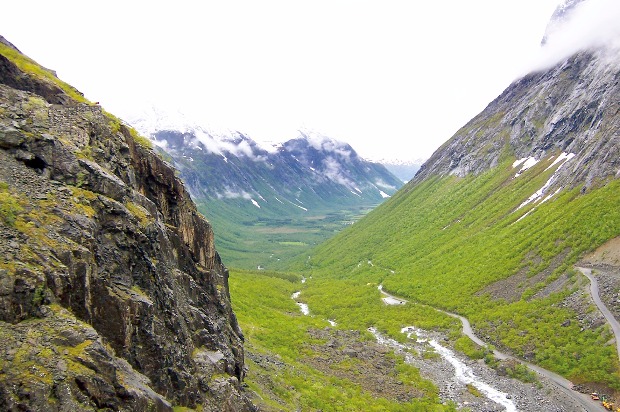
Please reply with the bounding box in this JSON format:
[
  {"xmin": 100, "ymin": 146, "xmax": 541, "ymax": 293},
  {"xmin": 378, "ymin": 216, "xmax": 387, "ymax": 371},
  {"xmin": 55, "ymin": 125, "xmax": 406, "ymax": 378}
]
[
  {"xmin": 414, "ymin": 48, "xmax": 620, "ymax": 192},
  {"xmin": 0, "ymin": 43, "xmax": 254, "ymax": 411}
]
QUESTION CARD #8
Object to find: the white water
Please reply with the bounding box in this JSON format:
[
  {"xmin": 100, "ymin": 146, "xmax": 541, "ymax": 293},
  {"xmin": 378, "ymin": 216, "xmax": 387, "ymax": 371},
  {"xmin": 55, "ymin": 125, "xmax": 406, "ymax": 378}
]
[
  {"xmin": 292, "ymin": 278, "xmax": 334, "ymax": 325},
  {"xmin": 402, "ymin": 327, "xmax": 517, "ymax": 412},
  {"xmin": 370, "ymin": 326, "xmax": 516, "ymax": 412},
  {"xmin": 291, "ymin": 291, "xmax": 310, "ymax": 315},
  {"xmin": 378, "ymin": 285, "xmax": 407, "ymax": 305},
  {"xmin": 427, "ymin": 340, "xmax": 517, "ymax": 412},
  {"xmin": 383, "ymin": 295, "xmax": 406, "ymax": 305}
]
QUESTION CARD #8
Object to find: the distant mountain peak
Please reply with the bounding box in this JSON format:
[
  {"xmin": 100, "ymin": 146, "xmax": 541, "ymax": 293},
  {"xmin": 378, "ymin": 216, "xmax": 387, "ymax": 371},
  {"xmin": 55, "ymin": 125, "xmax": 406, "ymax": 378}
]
[
  {"xmin": 125, "ymin": 105, "xmax": 279, "ymax": 156},
  {"xmin": 542, "ymin": 0, "xmax": 587, "ymax": 45},
  {"xmin": 296, "ymin": 129, "xmax": 352, "ymax": 153}
]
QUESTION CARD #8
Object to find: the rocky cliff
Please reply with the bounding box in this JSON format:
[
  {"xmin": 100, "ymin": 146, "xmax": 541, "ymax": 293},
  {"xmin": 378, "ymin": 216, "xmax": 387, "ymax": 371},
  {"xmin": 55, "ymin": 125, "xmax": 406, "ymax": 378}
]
[
  {"xmin": 0, "ymin": 39, "xmax": 255, "ymax": 411},
  {"xmin": 414, "ymin": 46, "xmax": 620, "ymax": 193}
]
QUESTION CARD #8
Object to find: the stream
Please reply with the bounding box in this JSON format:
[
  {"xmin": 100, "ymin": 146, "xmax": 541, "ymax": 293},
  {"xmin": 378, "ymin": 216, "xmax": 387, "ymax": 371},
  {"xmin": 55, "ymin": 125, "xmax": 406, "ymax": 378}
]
[
  {"xmin": 370, "ymin": 326, "xmax": 518, "ymax": 412},
  {"xmin": 377, "ymin": 286, "xmax": 518, "ymax": 409},
  {"xmin": 291, "ymin": 282, "xmax": 601, "ymax": 410},
  {"xmin": 291, "ymin": 291, "xmax": 310, "ymax": 315},
  {"xmin": 378, "ymin": 284, "xmax": 604, "ymax": 412},
  {"xmin": 292, "ymin": 286, "xmax": 518, "ymax": 410}
]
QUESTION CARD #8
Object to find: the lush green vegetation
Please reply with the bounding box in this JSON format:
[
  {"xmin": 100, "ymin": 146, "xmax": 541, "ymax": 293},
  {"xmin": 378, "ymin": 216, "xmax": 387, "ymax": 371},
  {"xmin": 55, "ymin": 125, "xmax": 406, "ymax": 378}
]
[
  {"xmin": 290, "ymin": 153, "xmax": 620, "ymax": 388},
  {"xmin": 229, "ymin": 269, "xmax": 460, "ymax": 411},
  {"xmin": 299, "ymin": 277, "xmax": 459, "ymax": 340},
  {"xmin": 0, "ymin": 42, "xmax": 88, "ymax": 103},
  {"xmin": 0, "ymin": 181, "xmax": 22, "ymax": 226},
  {"xmin": 198, "ymin": 200, "xmax": 375, "ymax": 270}
]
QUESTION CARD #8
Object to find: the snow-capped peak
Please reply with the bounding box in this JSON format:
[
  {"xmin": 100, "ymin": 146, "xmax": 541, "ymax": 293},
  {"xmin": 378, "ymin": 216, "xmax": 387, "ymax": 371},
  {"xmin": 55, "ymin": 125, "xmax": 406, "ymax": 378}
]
[
  {"xmin": 297, "ymin": 129, "xmax": 353, "ymax": 156},
  {"xmin": 123, "ymin": 106, "xmax": 282, "ymax": 160},
  {"xmin": 124, "ymin": 105, "xmax": 206, "ymax": 137},
  {"xmin": 124, "ymin": 105, "xmax": 281, "ymax": 154}
]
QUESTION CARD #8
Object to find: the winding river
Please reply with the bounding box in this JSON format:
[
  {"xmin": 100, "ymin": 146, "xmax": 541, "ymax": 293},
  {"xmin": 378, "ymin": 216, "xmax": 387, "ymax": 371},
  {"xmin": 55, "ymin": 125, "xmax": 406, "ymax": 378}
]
[
  {"xmin": 379, "ymin": 285, "xmax": 605, "ymax": 412},
  {"xmin": 291, "ymin": 279, "xmax": 607, "ymax": 410},
  {"xmin": 370, "ymin": 325, "xmax": 518, "ymax": 411}
]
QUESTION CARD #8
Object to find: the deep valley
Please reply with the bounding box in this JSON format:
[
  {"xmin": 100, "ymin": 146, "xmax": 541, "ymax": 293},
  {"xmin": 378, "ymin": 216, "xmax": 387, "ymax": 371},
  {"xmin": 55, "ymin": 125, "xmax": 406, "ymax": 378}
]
[{"xmin": 3, "ymin": 1, "xmax": 620, "ymax": 411}]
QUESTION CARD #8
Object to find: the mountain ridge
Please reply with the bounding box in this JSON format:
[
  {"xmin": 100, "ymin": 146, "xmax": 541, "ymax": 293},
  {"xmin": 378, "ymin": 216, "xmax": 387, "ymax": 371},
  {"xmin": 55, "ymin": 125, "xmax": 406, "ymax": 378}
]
[
  {"xmin": 150, "ymin": 128, "xmax": 401, "ymax": 209},
  {"xmin": 414, "ymin": 47, "xmax": 620, "ymax": 195},
  {"xmin": 141, "ymin": 124, "xmax": 403, "ymax": 268}
]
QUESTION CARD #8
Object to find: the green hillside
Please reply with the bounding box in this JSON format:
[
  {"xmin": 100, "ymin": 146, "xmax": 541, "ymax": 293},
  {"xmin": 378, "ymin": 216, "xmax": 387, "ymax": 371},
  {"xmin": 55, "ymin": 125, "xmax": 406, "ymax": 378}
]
[{"xmin": 293, "ymin": 151, "xmax": 620, "ymax": 389}]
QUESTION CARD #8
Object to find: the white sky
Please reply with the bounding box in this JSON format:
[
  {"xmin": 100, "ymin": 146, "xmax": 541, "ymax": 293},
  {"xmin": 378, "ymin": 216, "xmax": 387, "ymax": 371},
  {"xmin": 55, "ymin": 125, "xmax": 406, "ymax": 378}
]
[{"xmin": 1, "ymin": 1, "xmax": 567, "ymax": 161}]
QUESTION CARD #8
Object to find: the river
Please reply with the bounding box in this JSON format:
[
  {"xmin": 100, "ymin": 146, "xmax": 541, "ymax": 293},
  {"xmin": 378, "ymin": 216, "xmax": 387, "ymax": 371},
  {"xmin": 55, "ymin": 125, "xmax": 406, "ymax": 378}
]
[
  {"xmin": 379, "ymin": 284, "xmax": 604, "ymax": 411},
  {"xmin": 290, "ymin": 281, "xmax": 601, "ymax": 410},
  {"xmin": 370, "ymin": 326, "xmax": 518, "ymax": 411}
]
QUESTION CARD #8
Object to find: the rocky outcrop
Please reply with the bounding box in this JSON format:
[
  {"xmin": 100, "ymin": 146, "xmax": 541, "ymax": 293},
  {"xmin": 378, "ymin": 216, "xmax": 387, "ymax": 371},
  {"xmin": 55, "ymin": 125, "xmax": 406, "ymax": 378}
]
[
  {"xmin": 414, "ymin": 47, "xmax": 620, "ymax": 193},
  {"xmin": 0, "ymin": 41, "xmax": 254, "ymax": 410}
]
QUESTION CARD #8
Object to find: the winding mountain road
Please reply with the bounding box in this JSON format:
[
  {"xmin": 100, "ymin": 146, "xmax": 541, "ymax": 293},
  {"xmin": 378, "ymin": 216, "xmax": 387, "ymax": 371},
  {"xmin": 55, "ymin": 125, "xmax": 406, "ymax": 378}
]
[
  {"xmin": 577, "ymin": 267, "xmax": 620, "ymax": 362},
  {"xmin": 379, "ymin": 286, "xmax": 605, "ymax": 412}
]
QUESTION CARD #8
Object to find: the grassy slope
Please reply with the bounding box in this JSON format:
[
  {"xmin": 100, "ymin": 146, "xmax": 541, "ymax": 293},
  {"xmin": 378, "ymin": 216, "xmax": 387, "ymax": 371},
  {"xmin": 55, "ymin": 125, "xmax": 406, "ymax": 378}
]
[
  {"xmin": 0, "ymin": 42, "xmax": 88, "ymax": 103},
  {"xmin": 294, "ymin": 152, "xmax": 620, "ymax": 388}
]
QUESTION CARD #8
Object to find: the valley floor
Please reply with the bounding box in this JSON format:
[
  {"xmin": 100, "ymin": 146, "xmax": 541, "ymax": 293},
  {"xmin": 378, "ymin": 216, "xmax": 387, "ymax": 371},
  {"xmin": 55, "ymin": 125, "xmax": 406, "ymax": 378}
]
[{"xmin": 230, "ymin": 269, "xmax": 613, "ymax": 411}]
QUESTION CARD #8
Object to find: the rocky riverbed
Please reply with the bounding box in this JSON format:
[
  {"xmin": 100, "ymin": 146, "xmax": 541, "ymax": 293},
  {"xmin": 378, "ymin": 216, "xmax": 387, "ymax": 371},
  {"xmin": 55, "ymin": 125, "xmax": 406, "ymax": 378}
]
[
  {"xmin": 370, "ymin": 326, "xmax": 588, "ymax": 412},
  {"xmin": 284, "ymin": 285, "xmax": 596, "ymax": 411}
]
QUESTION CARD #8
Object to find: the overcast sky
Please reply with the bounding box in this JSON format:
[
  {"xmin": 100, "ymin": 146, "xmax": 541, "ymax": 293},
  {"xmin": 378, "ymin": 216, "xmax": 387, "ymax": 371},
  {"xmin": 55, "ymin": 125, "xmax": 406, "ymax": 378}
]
[{"xmin": 0, "ymin": 0, "xmax": 604, "ymax": 162}]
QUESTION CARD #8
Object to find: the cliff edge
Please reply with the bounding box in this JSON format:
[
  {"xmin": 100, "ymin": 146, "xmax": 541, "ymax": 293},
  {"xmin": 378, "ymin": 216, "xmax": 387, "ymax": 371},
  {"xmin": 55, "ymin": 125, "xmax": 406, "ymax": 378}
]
[{"xmin": 0, "ymin": 39, "xmax": 255, "ymax": 411}]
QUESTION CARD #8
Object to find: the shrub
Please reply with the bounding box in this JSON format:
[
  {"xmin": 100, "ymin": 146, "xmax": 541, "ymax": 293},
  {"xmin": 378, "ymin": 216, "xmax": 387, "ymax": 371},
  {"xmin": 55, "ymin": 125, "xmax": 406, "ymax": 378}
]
[{"xmin": 0, "ymin": 190, "xmax": 22, "ymax": 226}]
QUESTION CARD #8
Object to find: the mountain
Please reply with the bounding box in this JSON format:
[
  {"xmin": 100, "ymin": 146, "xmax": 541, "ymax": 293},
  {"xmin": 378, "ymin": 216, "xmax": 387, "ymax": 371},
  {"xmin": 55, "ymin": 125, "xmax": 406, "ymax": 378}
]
[
  {"xmin": 542, "ymin": 0, "xmax": 587, "ymax": 45},
  {"xmin": 415, "ymin": 48, "xmax": 619, "ymax": 190},
  {"xmin": 151, "ymin": 128, "xmax": 401, "ymax": 211},
  {"xmin": 0, "ymin": 38, "xmax": 254, "ymax": 411},
  {"xmin": 296, "ymin": 1, "xmax": 620, "ymax": 396},
  {"xmin": 129, "ymin": 115, "xmax": 403, "ymax": 269}
]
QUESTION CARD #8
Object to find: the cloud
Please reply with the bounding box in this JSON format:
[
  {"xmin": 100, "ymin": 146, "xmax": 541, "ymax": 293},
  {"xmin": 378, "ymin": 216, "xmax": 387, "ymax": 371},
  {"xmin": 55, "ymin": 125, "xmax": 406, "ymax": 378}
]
[
  {"xmin": 216, "ymin": 188, "xmax": 253, "ymax": 200},
  {"xmin": 301, "ymin": 130, "xmax": 352, "ymax": 160},
  {"xmin": 528, "ymin": 0, "xmax": 620, "ymax": 71},
  {"xmin": 193, "ymin": 130, "xmax": 267, "ymax": 162},
  {"xmin": 322, "ymin": 156, "xmax": 355, "ymax": 188},
  {"xmin": 374, "ymin": 179, "xmax": 397, "ymax": 191}
]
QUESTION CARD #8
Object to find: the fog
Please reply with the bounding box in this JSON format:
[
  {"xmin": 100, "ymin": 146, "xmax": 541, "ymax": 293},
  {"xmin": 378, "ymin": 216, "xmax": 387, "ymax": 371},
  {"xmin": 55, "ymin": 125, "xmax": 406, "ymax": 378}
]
[{"xmin": 527, "ymin": 0, "xmax": 620, "ymax": 72}]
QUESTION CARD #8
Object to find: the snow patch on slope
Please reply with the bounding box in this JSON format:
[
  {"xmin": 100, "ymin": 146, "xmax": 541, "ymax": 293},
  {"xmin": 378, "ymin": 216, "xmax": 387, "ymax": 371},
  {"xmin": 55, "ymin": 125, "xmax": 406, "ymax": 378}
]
[
  {"xmin": 545, "ymin": 152, "xmax": 575, "ymax": 171},
  {"xmin": 513, "ymin": 157, "xmax": 540, "ymax": 177},
  {"xmin": 515, "ymin": 153, "xmax": 575, "ymax": 212}
]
